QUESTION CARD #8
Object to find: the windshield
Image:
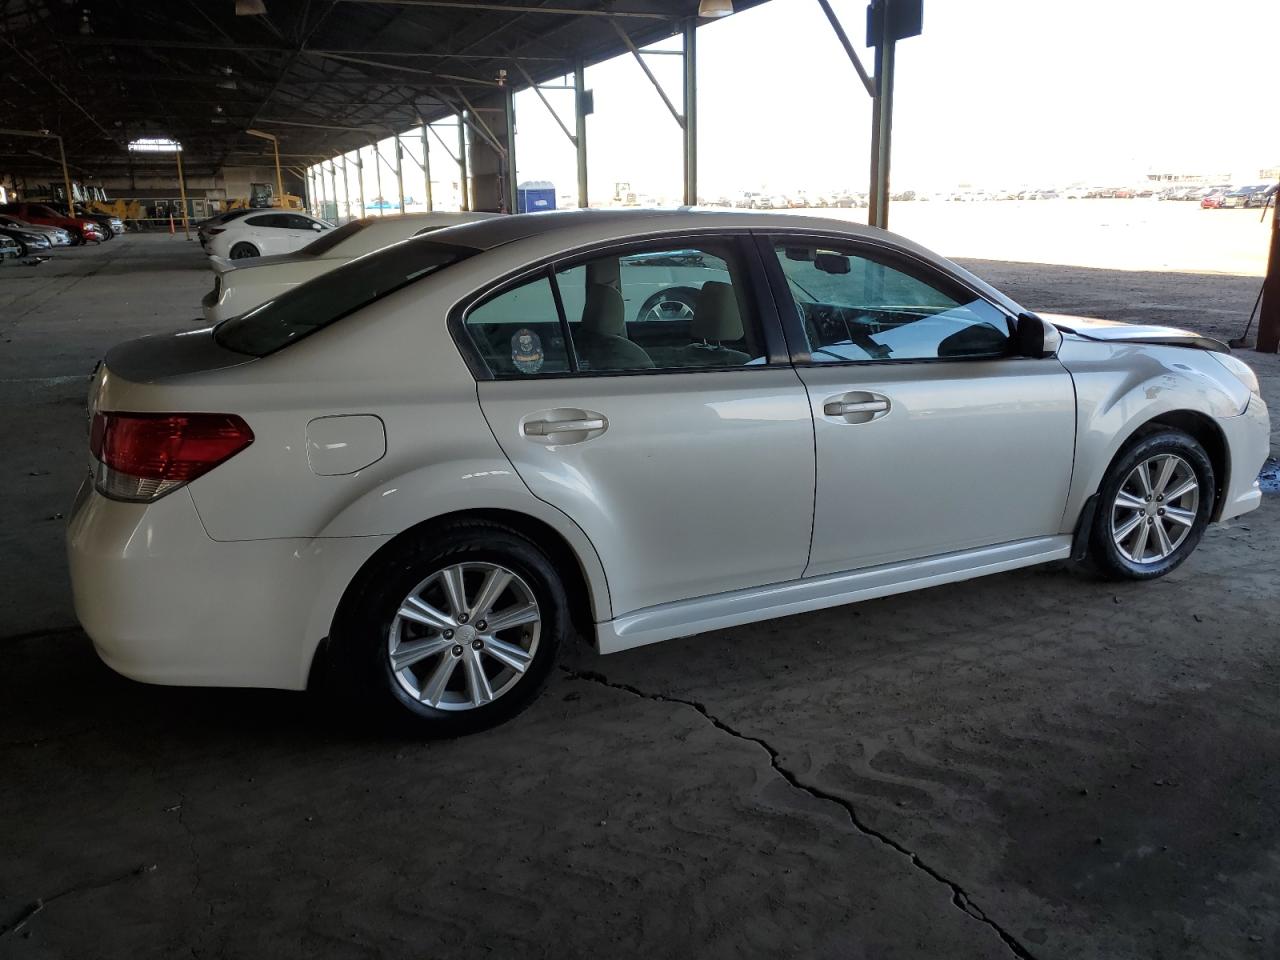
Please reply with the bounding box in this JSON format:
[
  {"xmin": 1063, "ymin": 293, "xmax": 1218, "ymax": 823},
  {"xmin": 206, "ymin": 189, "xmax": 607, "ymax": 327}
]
[
  {"xmin": 300, "ymin": 217, "xmax": 370, "ymax": 256},
  {"xmin": 214, "ymin": 238, "xmax": 474, "ymax": 356}
]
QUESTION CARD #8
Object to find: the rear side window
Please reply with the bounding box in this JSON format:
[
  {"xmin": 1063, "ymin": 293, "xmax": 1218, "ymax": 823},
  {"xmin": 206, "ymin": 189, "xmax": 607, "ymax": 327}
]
[
  {"xmin": 214, "ymin": 238, "xmax": 473, "ymax": 356},
  {"xmin": 463, "ymin": 276, "xmax": 573, "ymax": 375}
]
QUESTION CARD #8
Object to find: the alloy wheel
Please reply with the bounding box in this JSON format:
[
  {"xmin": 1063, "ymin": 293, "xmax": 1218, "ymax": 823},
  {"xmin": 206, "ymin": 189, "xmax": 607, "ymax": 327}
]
[
  {"xmin": 1110, "ymin": 453, "xmax": 1200, "ymax": 564},
  {"xmin": 387, "ymin": 562, "xmax": 541, "ymax": 711},
  {"xmin": 638, "ymin": 298, "xmax": 695, "ymax": 322}
]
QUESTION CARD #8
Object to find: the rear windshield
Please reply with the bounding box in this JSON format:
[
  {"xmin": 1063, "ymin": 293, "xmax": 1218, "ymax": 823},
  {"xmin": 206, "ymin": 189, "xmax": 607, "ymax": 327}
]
[
  {"xmin": 214, "ymin": 237, "xmax": 473, "ymax": 356},
  {"xmin": 300, "ymin": 217, "xmax": 370, "ymax": 256}
]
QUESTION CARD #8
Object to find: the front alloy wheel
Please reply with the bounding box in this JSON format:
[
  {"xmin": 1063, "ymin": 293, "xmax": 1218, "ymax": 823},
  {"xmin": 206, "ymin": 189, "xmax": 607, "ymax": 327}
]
[
  {"xmin": 1110, "ymin": 453, "xmax": 1199, "ymax": 564},
  {"xmin": 1089, "ymin": 428, "xmax": 1214, "ymax": 579}
]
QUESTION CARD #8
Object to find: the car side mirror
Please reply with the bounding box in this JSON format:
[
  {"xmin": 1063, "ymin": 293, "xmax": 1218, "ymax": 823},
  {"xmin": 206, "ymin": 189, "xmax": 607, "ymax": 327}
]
[
  {"xmin": 311, "ymin": 222, "xmax": 323, "ymax": 231},
  {"xmin": 1015, "ymin": 312, "xmax": 1061, "ymax": 358}
]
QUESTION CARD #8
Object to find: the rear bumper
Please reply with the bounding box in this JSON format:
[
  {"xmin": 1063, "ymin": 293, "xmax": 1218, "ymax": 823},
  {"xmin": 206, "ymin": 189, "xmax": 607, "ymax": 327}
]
[
  {"xmin": 1217, "ymin": 394, "xmax": 1270, "ymax": 521},
  {"xmin": 66, "ymin": 478, "xmax": 388, "ymax": 690}
]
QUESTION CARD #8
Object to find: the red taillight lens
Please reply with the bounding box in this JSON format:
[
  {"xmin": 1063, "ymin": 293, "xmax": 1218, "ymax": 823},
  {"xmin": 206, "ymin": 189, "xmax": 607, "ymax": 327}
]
[
  {"xmin": 90, "ymin": 412, "xmax": 253, "ymax": 501},
  {"xmin": 207, "ymin": 227, "xmax": 225, "ymax": 235}
]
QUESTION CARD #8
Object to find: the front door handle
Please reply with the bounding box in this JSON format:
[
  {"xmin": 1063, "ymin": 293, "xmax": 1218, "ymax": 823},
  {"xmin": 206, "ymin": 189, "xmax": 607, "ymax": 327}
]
[
  {"xmin": 823, "ymin": 399, "xmax": 889, "ymax": 416},
  {"xmin": 523, "ymin": 417, "xmax": 605, "ymax": 436},
  {"xmin": 822, "ymin": 392, "xmax": 892, "ymax": 423}
]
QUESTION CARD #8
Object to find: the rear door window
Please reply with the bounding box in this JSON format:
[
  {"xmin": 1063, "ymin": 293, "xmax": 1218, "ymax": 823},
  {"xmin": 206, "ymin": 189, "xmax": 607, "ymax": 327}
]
[{"xmin": 458, "ymin": 239, "xmax": 774, "ymax": 377}]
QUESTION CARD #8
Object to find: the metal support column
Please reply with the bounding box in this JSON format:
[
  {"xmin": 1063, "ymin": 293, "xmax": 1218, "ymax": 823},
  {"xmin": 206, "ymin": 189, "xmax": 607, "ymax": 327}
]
[
  {"xmin": 341, "ymin": 154, "xmax": 350, "ymax": 221},
  {"xmin": 394, "ymin": 135, "xmax": 405, "ymax": 212},
  {"xmin": 56, "ymin": 136, "xmax": 74, "ymax": 218},
  {"xmin": 574, "ymin": 60, "xmax": 589, "ymax": 208},
  {"xmin": 1256, "ymin": 203, "xmax": 1280, "ymax": 353},
  {"xmin": 421, "ymin": 120, "xmax": 433, "ymax": 211},
  {"xmin": 869, "ymin": 23, "xmax": 895, "ymax": 229},
  {"xmin": 356, "ymin": 151, "xmax": 366, "ymax": 217},
  {"xmin": 682, "ymin": 19, "xmax": 698, "ymax": 206},
  {"xmin": 457, "ymin": 113, "xmax": 470, "ymax": 211},
  {"xmin": 372, "ymin": 140, "xmax": 384, "ymax": 215},
  {"xmin": 175, "ymin": 148, "xmax": 191, "ymax": 239},
  {"xmin": 328, "ymin": 160, "xmax": 338, "ymax": 221},
  {"xmin": 503, "ymin": 83, "xmax": 518, "ymax": 213}
]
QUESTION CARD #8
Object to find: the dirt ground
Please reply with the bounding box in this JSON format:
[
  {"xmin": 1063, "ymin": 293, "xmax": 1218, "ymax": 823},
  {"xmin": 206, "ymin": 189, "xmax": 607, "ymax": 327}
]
[{"xmin": 1, "ymin": 231, "xmax": 1277, "ymax": 960}]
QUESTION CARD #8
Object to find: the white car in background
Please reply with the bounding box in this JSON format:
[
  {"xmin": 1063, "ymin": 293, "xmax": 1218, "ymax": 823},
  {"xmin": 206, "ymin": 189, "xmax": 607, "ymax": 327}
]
[
  {"xmin": 203, "ymin": 211, "xmax": 496, "ymax": 323},
  {"xmin": 204, "ymin": 210, "xmax": 334, "ymax": 260},
  {"xmin": 68, "ymin": 210, "xmax": 1269, "ymax": 737},
  {"xmin": 0, "ymin": 214, "xmax": 73, "ymax": 247}
]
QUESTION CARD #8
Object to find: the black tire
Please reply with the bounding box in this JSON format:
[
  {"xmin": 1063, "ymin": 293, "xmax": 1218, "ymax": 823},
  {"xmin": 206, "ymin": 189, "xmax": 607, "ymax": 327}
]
[
  {"xmin": 330, "ymin": 520, "xmax": 567, "ymax": 737},
  {"xmin": 636, "ymin": 285, "xmax": 699, "ymax": 323},
  {"xmin": 1087, "ymin": 428, "xmax": 1215, "ymax": 580},
  {"xmin": 229, "ymin": 242, "xmax": 259, "ymax": 259}
]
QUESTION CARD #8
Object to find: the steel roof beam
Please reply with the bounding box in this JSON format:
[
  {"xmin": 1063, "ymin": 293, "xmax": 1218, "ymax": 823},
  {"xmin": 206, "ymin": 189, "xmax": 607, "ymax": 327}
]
[{"xmin": 334, "ymin": 0, "xmax": 676, "ymax": 20}]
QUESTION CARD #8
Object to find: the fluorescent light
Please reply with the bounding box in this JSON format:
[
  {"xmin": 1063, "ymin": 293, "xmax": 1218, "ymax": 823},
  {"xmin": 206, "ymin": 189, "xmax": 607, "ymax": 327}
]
[{"xmin": 128, "ymin": 138, "xmax": 182, "ymax": 153}]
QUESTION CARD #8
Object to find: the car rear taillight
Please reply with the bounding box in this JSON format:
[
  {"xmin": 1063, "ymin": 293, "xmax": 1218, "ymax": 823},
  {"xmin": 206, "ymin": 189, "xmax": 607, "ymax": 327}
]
[
  {"xmin": 207, "ymin": 227, "xmax": 226, "ymax": 235},
  {"xmin": 90, "ymin": 411, "xmax": 254, "ymax": 502}
]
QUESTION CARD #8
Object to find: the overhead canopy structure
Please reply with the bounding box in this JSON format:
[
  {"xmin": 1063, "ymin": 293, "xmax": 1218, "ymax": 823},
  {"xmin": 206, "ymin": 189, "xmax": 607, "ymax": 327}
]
[{"xmin": 0, "ymin": 0, "xmax": 765, "ymax": 177}]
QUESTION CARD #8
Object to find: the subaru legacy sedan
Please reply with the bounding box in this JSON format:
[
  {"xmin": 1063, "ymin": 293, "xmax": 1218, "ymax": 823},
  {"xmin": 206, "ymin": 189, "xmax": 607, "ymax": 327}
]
[{"xmin": 68, "ymin": 210, "xmax": 1269, "ymax": 736}]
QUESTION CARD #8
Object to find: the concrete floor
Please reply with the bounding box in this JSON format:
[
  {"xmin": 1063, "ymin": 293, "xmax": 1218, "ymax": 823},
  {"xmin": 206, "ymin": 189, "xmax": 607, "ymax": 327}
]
[{"xmin": 1, "ymin": 234, "xmax": 1278, "ymax": 959}]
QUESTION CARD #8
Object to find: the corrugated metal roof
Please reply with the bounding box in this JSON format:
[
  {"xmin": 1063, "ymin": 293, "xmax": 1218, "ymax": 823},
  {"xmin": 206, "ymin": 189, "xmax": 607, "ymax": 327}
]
[{"xmin": 0, "ymin": 1, "xmax": 767, "ymax": 175}]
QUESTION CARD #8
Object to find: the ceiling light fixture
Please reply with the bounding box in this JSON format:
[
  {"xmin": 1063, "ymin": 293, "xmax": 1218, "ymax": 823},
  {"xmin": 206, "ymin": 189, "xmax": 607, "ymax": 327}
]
[
  {"xmin": 235, "ymin": 0, "xmax": 267, "ymax": 15},
  {"xmin": 697, "ymin": 0, "xmax": 733, "ymax": 17}
]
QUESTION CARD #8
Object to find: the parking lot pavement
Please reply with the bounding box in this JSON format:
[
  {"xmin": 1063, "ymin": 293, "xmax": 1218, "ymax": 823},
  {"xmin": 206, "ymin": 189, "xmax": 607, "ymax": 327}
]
[{"xmin": 1, "ymin": 233, "xmax": 1277, "ymax": 959}]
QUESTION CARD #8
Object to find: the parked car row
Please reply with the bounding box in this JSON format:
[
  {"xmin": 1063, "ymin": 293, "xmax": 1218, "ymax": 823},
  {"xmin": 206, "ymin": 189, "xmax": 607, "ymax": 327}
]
[
  {"xmin": 0, "ymin": 201, "xmax": 117, "ymax": 246},
  {"xmin": 0, "ymin": 212, "xmax": 74, "ymax": 256}
]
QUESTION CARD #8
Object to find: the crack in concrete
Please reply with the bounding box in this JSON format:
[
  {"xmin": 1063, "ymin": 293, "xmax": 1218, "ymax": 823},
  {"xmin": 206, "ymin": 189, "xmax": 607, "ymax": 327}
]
[
  {"xmin": 0, "ymin": 864, "xmax": 156, "ymax": 939},
  {"xmin": 564, "ymin": 667, "xmax": 1038, "ymax": 960},
  {"xmin": 173, "ymin": 792, "xmax": 204, "ymax": 898},
  {"xmin": 0, "ymin": 625, "xmax": 82, "ymax": 648}
]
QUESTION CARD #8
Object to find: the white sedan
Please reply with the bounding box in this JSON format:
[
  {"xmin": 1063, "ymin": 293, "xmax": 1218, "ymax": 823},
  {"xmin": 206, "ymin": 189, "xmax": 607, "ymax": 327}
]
[
  {"xmin": 68, "ymin": 210, "xmax": 1270, "ymax": 737},
  {"xmin": 203, "ymin": 211, "xmax": 496, "ymax": 323},
  {"xmin": 204, "ymin": 210, "xmax": 334, "ymax": 260}
]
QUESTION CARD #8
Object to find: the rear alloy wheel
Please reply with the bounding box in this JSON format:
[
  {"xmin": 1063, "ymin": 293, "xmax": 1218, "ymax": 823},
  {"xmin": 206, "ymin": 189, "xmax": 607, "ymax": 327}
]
[
  {"xmin": 1089, "ymin": 429, "xmax": 1214, "ymax": 579},
  {"xmin": 335, "ymin": 522, "xmax": 567, "ymax": 736},
  {"xmin": 229, "ymin": 242, "xmax": 259, "ymax": 259},
  {"xmin": 388, "ymin": 561, "xmax": 542, "ymax": 711}
]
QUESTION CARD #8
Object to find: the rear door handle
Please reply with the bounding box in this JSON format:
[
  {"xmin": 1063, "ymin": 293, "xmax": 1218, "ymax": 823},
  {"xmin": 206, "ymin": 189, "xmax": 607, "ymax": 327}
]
[
  {"xmin": 523, "ymin": 417, "xmax": 606, "ymax": 436},
  {"xmin": 823, "ymin": 399, "xmax": 889, "ymax": 416}
]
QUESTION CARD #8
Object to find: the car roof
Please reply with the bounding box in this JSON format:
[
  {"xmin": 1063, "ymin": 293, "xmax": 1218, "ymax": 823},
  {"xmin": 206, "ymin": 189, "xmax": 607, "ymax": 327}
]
[
  {"xmin": 431, "ymin": 207, "xmax": 890, "ymax": 252},
  {"xmin": 423, "ymin": 208, "xmax": 1026, "ymax": 317},
  {"xmin": 357, "ymin": 211, "xmax": 498, "ymax": 233}
]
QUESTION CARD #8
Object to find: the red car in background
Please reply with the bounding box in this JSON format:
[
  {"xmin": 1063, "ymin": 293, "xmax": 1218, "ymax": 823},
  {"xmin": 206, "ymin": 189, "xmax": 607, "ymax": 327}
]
[
  {"xmin": 1200, "ymin": 190, "xmax": 1228, "ymax": 209},
  {"xmin": 0, "ymin": 202, "xmax": 104, "ymax": 243}
]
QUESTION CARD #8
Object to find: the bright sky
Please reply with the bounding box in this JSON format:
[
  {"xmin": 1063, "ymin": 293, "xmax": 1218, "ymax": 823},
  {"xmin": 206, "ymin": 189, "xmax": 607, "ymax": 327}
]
[{"xmin": 316, "ymin": 0, "xmax": 1276, "ymax": 209}]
